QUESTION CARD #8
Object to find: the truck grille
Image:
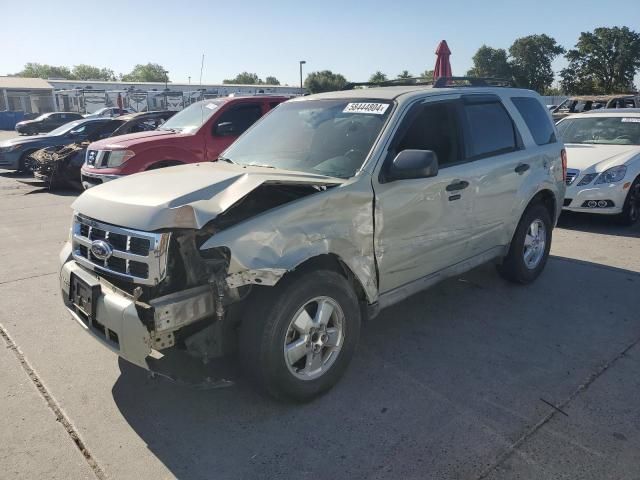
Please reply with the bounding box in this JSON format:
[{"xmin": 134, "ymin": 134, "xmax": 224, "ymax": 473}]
[
  {"xmin": 566, "ymin": 169, "xmax": 579, "ymax": 185},
  {"xmin": 71, "ymin": 215, "xmax": 170, "ymax": 285}
]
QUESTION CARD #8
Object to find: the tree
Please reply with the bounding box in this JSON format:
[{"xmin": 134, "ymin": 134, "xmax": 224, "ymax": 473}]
[
  {"xmin": 369, "ymin": 71, "xmax": 388, "ymax": 83},
  {"xmin": 397, "ymin": 70, "xmax": 412, "ymax": 79},
  {"xmin": 421, "ymin": 69, "xmax": 434, "ymax": 79},
  {"xmin": 560, "ymin": 27, "xmax": 640, "ymax": 94},
  {"xmin": 223, "ymin": 72, "xmax": 262, "ymax": 84},
  {"xmin": 508, "ymin": 34, "xmax": 564, "ymax": 92},
  {"xmin": 13, "ymin": 62, "xmax": 73, "ymax": 79},
  {"xmin": 121, "ymin": 63, "xmax": 169, "ymax": 83},
  {"xmin": 304, "ymin": 70, "xmax": 348, "ymax": 93},
  {"xmin": 264, "ymin": 76, "xmax": 280, "ymax": 85},
  {"xmin": 71, "ymin": 64, "xmax": 116, "ymax": 81},
  {"xmin": 467, "ymin": 45, "xmax": 512, "ymax": 79}
]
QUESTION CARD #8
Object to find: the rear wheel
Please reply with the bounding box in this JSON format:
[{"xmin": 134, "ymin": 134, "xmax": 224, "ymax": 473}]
[
  {"xmin": 616, "ymin": 176, "xmax": 640, "ymax": 226},
  {"xmin": 239, "ymin": 270, "xmax": 361, "ymax": 401},
  {"xmin": 497, "ymin": 203, "xmax": 552, "ymax": 284}
]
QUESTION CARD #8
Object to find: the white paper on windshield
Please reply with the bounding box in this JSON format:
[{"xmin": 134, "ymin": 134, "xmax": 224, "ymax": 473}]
[
  {"xmin": 343, "ymin": 103, "xmax": 389, "ymax": 115},
  {"xmin": 621, "ymin": 117, "xmax": 640, "ymax": 123},
  {"xmin": 205, "ymin": 103, "xmax": 218, "ymax": 110}
]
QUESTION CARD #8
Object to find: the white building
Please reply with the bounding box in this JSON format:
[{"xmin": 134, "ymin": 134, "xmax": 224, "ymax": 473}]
[{"xmin": 0, "ymin": 77, "xmax": 304, "ymax": 115}]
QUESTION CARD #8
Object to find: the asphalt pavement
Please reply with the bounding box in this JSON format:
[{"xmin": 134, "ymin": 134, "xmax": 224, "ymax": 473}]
[{"xmin": 0, "ymin": 128, "xmax": 639, "ymax": 479}]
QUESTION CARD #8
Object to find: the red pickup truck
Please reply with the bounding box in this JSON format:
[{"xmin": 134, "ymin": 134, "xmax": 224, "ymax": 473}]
[{"xmin": 81, "ymin": 95, "xmax": 289, "ymax": 188}]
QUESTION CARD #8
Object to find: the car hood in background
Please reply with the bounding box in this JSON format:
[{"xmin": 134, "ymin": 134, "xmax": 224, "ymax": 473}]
[
  {"xmin": 71, "ymin": 162, "xmax": 345, "ymax": 231},
  {"xmin": 87, "ymin": 129, "xmax": 184, "ymax": 150},
  {"xmin": 565, "ymin": 144, "xmax": 640, "ymax": 172},
  {"xmin": 0, "ymin": 134, "xmax": 62, "ymax": 148}
]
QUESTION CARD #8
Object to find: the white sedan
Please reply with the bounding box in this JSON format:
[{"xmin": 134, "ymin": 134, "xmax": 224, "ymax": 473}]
[{"xmin": 557, "ymin": 110, "xmax": 640, "ymax": 225}]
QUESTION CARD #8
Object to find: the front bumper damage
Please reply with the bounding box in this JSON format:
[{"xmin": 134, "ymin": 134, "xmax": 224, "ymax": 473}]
[{"xmin": 60, "ymin": 252, "xmax": 232, "ymax": 387}]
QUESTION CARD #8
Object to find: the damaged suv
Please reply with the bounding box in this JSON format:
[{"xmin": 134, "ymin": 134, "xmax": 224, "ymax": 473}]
[{"xmin": 59, "ymin": 80, "xmax": 565, "ymax": 401}]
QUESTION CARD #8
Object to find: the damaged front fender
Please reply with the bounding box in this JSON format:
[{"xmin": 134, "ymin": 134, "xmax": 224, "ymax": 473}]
[{"xmin": 200, "ymin": 180, "xmax": 379, "ymax": 302}]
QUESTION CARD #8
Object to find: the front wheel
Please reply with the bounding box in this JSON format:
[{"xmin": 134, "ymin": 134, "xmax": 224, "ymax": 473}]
[
  {"xmin": 617, "ymin": 176, "xmax": 640, "ymax": 226},
  {"xmin": 239, "ymin": 270, "xmax": 361, "ymax": 401},
  {"xmin": 497, "ymin": 203, "xmax": 552, "ymax": 284}
]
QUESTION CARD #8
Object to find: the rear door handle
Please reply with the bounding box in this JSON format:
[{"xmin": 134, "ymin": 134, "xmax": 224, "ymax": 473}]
[
  {"xmin": 515, "ymin": 163, "xmax": 530, "ymax": 174},
  {"xmin": 446, "ymin": 180, "xmax": 469, "ymax": 192}
]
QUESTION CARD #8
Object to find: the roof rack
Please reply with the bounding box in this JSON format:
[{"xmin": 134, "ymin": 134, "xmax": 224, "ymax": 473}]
[
  {"xmin": 342, "ymin": 76, "xmax": 512, "ymax": 91},
  {"xmin": 342, "ymin": 77, "xmax": 433, "ymax": 90},
  {"xmin": 433, "ymin": 77, "xmax": 513, "ymax": 88}
]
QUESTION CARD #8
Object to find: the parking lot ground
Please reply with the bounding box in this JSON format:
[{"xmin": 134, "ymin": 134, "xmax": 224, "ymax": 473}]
[{"xmin": 0, "ymin": 158, "xmax": 639, "ymax": 480}]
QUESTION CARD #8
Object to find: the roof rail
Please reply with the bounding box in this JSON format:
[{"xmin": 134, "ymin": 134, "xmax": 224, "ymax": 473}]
[
  {"xmin": 342, "ymin": 77, "xmax": 434, "ymax": 90},
  {"xmin": 342, "ymin": 76, "xmax": 513, "ymax": 91},
  {"xmin": 433, "ymin": 77, "xmax": 513, "ymax": 88}
]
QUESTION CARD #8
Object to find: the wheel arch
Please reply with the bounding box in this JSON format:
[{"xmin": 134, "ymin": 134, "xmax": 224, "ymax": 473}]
[{"xmin": 527, "ymin": 188, "xmax": 557, "ymax": 223}]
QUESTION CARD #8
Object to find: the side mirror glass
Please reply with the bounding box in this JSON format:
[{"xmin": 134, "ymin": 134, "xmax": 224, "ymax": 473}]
[
  {"xmin": 216, "ymin": 121, "xmax": 236, "ymax": 136},
  {"xmin": 386, "ymin": 149, "xmax": 439, "ymax": 181}
]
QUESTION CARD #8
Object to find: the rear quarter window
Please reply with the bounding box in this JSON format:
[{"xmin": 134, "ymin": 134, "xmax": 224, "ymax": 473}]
[
  {"xmin": 511, "ymin": 97, "xmax": 556, "ymax": 146},
  {"xmin": 463, "ymin": 101, "xmax": 517, "ymax": 158}
]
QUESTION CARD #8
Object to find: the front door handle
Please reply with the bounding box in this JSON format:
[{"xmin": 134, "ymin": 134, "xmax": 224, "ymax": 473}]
[
  {"xmin": 446, "ymin": 180, "xmax": 469, "ymax": 192},
  {"xmin": 515, "ymin": 163, "xmax": 530, "ymax": 174}
]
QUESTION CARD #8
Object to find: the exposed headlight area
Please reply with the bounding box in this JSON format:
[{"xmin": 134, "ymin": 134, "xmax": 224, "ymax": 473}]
[
  {"xmin": 577, "ymin": 173, "xmax": 599, "ymax": 186},
  {"xmin": 105, "ymin": 150, "xmax": 135, "ymax": 168},
  {"xmin": 595, "ymin": 165, "xmax": 627, "ymax": 185}
]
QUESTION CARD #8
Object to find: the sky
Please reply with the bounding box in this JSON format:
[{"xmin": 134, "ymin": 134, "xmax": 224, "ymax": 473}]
[{"xmin": 1, "ymin": 0, "xmax": 639, "ymax": 86}]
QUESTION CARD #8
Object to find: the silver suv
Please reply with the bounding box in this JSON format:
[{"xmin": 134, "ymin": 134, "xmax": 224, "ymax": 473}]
[{"xmin": 59, "ymin": 79, "xmax": 566, "ymax": 401}]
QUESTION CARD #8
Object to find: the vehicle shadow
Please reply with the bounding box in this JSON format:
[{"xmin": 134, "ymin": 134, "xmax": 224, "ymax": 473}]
[
  {"xmin": 558, "ymin": 211, "xmax": 640, "ymax": 238},
  {"xmin": 111, "ymin": 257, "xmax": 640, "ymax": 480}
]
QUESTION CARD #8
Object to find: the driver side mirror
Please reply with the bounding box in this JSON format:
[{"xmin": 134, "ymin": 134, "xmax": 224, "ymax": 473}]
[
  {"xmin": 216, "ymin": 121, "xmax": 236, "ymax": 136},
  {"xmin": 386, "ymin": 149, "xmax": 439, "ymax": 182}
]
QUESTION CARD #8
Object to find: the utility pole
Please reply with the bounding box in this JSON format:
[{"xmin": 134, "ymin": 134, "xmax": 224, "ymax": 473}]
[{"xmin": 299, "ymin": 60, "xmax": 306, "ymax": 90}]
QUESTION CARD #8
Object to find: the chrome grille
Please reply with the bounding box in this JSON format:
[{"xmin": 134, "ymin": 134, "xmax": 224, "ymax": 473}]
[
  {"xmin": 566, "ymin": 169, "xmax": 580, "ymax": 185},
  {"xmin": 71, "ymin": 215, "xmax": 170, "ymax": 285}
]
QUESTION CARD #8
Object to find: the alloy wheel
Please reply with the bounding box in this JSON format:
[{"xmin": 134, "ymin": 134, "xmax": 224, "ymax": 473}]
[{"xmin": 523, "ymin": 219, "xmax": 546, "ymax": 270}]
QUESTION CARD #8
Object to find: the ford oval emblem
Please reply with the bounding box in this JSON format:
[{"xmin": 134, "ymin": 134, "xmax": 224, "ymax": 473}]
[{"xmin": 90, "ymin": 240, "xmax": 113, "ymax": 261}]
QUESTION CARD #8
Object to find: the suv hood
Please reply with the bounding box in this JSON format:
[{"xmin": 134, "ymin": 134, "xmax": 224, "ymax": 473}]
[
  {"xmin": 72, "ymin": 162, "xmax": 345, "ymax": 231},
  {"xmin": 565, "ymin": 144, "xmax": 640, "ymax": 172},
  {"xmin": 88, "ymin": 129, "xmax": 183, "ymax": 150}
]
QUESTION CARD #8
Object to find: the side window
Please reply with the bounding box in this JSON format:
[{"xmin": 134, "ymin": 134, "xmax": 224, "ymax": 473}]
[
  {"xmin": 511, "ymin": 97, "xmax": 556, "ymax": 145},
  {"xmin": 395, "ymin": 101, "xmax": 461, "ymax": 167},
  {"xmin": 215, "ymin": 104, "xmax": 262, "ymax": 136},
  {"xmin": 462, "ymin": 101, "xmax": 517, "ymax": 158}
]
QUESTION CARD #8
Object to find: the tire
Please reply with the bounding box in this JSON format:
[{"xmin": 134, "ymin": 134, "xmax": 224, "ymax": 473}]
[
  {"xmin": 146, "ymin": 160, "xmax": 182, "ymax": 170},
  {"xmin": 497, "ymin": 203, "xmax": 552, "ymax": 284},
  {"xmin": 616, "ymin": 176, "xmax": 640, "ymax": 226},
  {"xmin": 239, "ymin": 269, "xmax": 361, "ymax": 402}
]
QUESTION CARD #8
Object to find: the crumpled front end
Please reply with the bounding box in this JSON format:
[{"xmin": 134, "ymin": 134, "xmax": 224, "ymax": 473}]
[{"xmin": 28, "ymin": 143, "xmax": 87, "ymax": 188}]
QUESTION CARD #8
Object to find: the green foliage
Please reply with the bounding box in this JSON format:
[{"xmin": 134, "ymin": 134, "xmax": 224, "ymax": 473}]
[
  {"xmin": 13, "ymin": 62, "xmax": 73, "ymax": 79},
  {"xmin": 509, "ymin": 34, "xmax": 565, "ymax": 93},
  {"xmin": 223, "ymin": 72, "xmax": 262, "ymax": 84},
  {"xmin": 304, "ymin": 70, "xmax": 348, "ymax": 93},
  {"xmin": 369, "ymin": 71, "xmax": 388, "ymax": 83},
  {"xmin": 421, "ymin": 69, "xmax": 434, "ymax": 80},
  {"xmin": 71, "ymin": 64, "xmax": 116, "ymax": 81},
  {"xmin": 397, "ymin": 70, "xmax": 412, "ymax": 79},
  {"xmin": 264, "ymin": 76, "xmax": 280, "ymax": 85},
  {"xmin": 121, "ymin": 63, "xmax": 169, "ymax": 83},
  {"xmin": 467, "ymin": 45, "xmax": 512, "ymax": 79},
  {"xmin": 560, "ymin": 27, "xmax": 640, "ymax": 94}
]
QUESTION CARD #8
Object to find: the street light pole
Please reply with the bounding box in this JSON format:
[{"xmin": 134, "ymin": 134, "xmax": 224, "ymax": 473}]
[{"xmin": 299, "ymin": 60, "xmax": 306, "ymax": 90}]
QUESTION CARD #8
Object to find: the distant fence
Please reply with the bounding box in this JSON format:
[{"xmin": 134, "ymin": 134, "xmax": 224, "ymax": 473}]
[{"xmin": 541, "ymin": 96, "xmax": 568, "ymax": 106}]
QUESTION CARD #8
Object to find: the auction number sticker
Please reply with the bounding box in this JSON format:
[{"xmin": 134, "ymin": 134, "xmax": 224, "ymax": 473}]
[
  {"xmin": 621, "ymin": 117, "xmax": 640, "ymax": 123},
  {"xmin": 343, "ymin": 103, "xmax": 390, "ymax": 115}
]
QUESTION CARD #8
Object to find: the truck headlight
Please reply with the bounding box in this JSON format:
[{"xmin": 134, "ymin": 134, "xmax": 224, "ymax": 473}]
[
  {"xmin": 106, "ymin": 150, "xmax": 135, "ymax": 168},
  {"xmin": 595, "ymin": 165, "xmax": 627, "ymax": 184}
]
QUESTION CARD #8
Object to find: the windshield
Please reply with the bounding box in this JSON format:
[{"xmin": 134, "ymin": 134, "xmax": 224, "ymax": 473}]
[
  {"xmin": 89, "ymin": 108, "xmax": 109, "ymax": 115},
  {"xmin": 47, "ymin": 120, "xmax": 85, "ymax": 136},
  {"xmin": 33, "ymin": 113, "xmax": 52, "ymax": 121},
  {"xmin": 158, "ymin": 100, "xmax": 224, "ymax": 133},
  {"xmin": 222, "ymin": 99, "xmax": 393, "ymax": 178},
  {"xmin": 557, "ymin": 117, "xmax": 640, "ymax": 145}
]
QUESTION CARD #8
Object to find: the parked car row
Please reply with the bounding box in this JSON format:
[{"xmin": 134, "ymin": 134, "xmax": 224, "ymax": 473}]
[{"xmin": 2, "ymin": 82, "xmax": 638, "ymax": 402}]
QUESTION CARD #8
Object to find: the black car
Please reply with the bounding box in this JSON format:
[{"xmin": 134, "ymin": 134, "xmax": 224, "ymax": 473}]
[
  {"xmin": 15, "ymin": 112, "xmax": 84, "ymax": 135},
  {"xmin": 28, "ymin": 111, "xmax": 176, "ymax": 188}
]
